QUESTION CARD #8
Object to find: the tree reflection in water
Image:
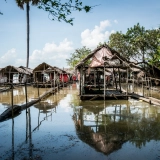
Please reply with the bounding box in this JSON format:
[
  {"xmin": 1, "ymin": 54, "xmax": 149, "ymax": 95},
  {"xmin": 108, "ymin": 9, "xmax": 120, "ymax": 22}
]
[
  {"xmin": 1, "ymin": 85, "xmax": 160, "ymax": 159},
  {"xmin": 72, "ymin": 99, "xmax": 160, "ymax": 154}
]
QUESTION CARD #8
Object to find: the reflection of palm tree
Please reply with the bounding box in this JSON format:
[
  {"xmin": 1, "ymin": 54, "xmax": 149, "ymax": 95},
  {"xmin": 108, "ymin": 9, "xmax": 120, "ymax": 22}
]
[{"xmin": 15, "ymin": 0, "xmax": 39, "ymax": 67}]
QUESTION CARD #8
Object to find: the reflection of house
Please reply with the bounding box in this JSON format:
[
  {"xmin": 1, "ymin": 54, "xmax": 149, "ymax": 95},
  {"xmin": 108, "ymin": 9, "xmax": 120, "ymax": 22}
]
[
  {"xmin": 34, "ymin": 101, "xmax": 57, "ymax": 113},
  {"xmin": 73, "ymin": 100, "xmax": 160, "ymax": 155},
  {"xmin": 75, "ymin": 44, "xmax": 142, "ymax": 100},
  {"xmin": 0, "ymin": 65, "xmax": 32, "ymax": 84}
]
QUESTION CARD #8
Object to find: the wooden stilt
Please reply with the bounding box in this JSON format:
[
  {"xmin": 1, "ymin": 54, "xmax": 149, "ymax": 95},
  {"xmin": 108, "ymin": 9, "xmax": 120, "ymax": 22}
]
[
  {"xmin": 126, "ymin": 67, "xmax": 128, "ymax": 97},
  {"xmin": 113, "ymin": 68, "xmax": 117, "ymax": 90},
  {"xmin": 104, "ymin": 66, "xmax": 106, "ymax": 100},
  {"xmin": 89, "ymin": 95, "xmax": 100, "ymax": 101},
  {"xmin": 118, "ymin": 68, "xmax": 121, "ymax": 91}
]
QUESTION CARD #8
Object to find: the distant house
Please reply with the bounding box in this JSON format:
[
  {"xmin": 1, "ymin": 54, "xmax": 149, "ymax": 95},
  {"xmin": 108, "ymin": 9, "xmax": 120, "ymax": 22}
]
[
  {"xmin": 19, "ymin": 66, "xmax": 33, "ymax": 83},
  {"xmin": 0, "ymin": 65, "xmax": 31, "ymax": 84},
  {"xmin": 32, "ymin": 62, "xmax": 69, "ymax": 87},
  {"xmin": 32, "ymin": 62, "xmax": 56, "ymax": 83}
]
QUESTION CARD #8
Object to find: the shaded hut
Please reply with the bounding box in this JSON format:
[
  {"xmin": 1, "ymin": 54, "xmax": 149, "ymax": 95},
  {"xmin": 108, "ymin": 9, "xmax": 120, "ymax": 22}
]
[
  {"xmin": 33, "ymin": 62, "xmax": 54, "ymax": 83},
  {"xmin": 19, "ymin": 66, "xmax": 33, "ymax": 83},
  {"xmin": 53, "ymin": 66, "xmax": 69, "ymax": 84},
  {"xmin": 33, "ymin": 62, "xmax": 59, "ymax": 87},
  {"xmin": 63, "ymin": 68, "xmax": 77, "ymax": 82},
  {"xmin": 32, "ymin": 62, "xmax": 69, "ymax": 87},
  {"xmin": 0, "ymin": 65, "xmax": 30, "ymax": 84},
  {"xmin": 75, "ymin": 44, "xmax": 141, "ymax": 100}
]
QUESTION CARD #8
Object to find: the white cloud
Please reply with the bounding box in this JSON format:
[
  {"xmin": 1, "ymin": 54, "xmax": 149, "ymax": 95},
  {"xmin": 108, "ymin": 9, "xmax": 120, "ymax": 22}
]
[
  {"xmin": 0, "ymin": 39, "xmax": 74, "ymax": 69},
  {"xmin": 29, "ymin": 38, "xmax": 74, "ymax": 68},
  {"xmin": 0, "ymin": 48, "xmax": 17, "ymax": 67},
  {"xmin": 81, "ymin": 20, "xmax": 114, "ymax": 49},
  {"xmin": 114, "ymin": 20, "xmax": 118, "ymax": 24}
]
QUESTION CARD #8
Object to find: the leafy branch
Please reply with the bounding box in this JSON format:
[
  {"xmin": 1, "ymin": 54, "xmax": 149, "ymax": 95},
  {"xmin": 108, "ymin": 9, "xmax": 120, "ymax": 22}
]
[{"xmin": 37, "ymin": 0, "xmax": 92, "ymax": 25}]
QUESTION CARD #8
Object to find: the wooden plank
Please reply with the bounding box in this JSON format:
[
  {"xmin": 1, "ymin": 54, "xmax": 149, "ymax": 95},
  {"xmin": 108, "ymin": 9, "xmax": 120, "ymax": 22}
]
[
  {"xmin": 89, "ymin": 95, "xmax": 100, "ymax": 101},
  {"xmin": 0, "ymin": 87, "xmax": 59, "ymax": 122},
  {"xmin": 149, "ymin": 97, "xmax": 160, "ymax": 105},
  {"xmin": 111, "ymin": 94, "xmax": 118, "ymax": 99}
]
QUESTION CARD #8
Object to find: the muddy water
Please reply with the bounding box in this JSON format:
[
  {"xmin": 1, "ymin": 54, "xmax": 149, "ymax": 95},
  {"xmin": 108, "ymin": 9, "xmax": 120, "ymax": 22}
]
[
  {"xmin": 122, "ymin": 83, "xmax": 160, "ymax": 99},
  {"xmin": 0, "ymin": 84, "xmax": 160, "ymax": 160}
]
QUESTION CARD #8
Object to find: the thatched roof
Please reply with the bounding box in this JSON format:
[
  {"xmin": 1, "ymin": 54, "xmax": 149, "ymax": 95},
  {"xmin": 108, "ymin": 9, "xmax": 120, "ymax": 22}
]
[
  {"xmin": 33, "ymin": 62, "xmax": 67, "ymax": 74},
  {"xmin": 1, "ymin": 65, "xmax": 30, "ymax": 75},
  {"xmin": 53, "ymin": 66, "xmax": 65, "ymax": 74},
  {"xmin": 63, "ymin": 68, "xmax": 75, "ymax": 75},
  {"xmin": 33, "ymin": 62, "xmax": 54, "ymax": 72},
  {"xmin": 19, "ymin": 66, "xmax": 33, "ymax": 75},
  {"xmin": 75, "ymin": 44, "xmax": 142, "ymax": 70},
  {"xmin": 44, "ymin": 66, "xmax": 67, "ymax": 74}
]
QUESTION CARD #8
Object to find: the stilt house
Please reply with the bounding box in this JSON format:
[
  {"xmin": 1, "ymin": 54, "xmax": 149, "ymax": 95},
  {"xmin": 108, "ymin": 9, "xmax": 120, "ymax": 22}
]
[
  {"xmin": 32, "ymin": 62, "xmax": 69, "ymax": 87},
  {"xmin": 75, "ymin": 44, "xmax": 140, "ymax": 100},
  {"xmin": 0, "ymin": 65, "xmax": 31, "ymax": 84}
]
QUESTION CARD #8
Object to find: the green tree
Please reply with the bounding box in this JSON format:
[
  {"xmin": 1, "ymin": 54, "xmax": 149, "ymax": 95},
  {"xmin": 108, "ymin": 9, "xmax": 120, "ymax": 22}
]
[
  {"xmin": 108, "ymin": 31, "xmax": 132, "ymax": 60},
  {"xmin": 125, "ymin": 23, "xmax": 148, "ymax": 65},
  {"xmin": 66, "ymin": 46, "xmax": 91, "ymax": 68},
  {"xmin": 145, "ymin": 28, "xmax": 160, "ymax": 68},
  {"xmin": 108, "ymin": 23, "xmax": 160, "ymax": 71}
]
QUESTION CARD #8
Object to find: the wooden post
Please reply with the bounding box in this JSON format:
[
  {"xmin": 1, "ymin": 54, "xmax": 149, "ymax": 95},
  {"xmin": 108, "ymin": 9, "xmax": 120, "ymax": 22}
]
[
  {"xmin": 37, "ymin": 82, "xmax": 40, "ymax": 98},
  {"xmin": 9, "ymin": 67, "xmax": 11, "ymax": 83},
  {"xmin": 142, "ymin": 77, "xmax": 144, "ymax": 97},
  {"xmin": 25, "ymin": 82, "xmax": 28, "ymax": 108},
  {"xmin": 94, "ymin": 69, "xmax": 96, "ymax": 87},
  {"xmin": 11, "ymin": 83, "xmax": 14, "ymax": 118},
  {"xmin": 79, "ymin": 67, "xmax": 82, "ymax": 96},
  {"xmin": 82, "ymin": 69, "xmax": 85, "ymax": 95},
  {"xmin": 133, "ymin": 74, "xmax": 134, "ymax": 93},
  {"xmin": 149, "ymin": 77, "xmax": 151, "ymax": 96},
  {"xmin": 104, "ymin": 66, "xmax": 106, "ymax": 100},
  {"xmin": 104, "ymin": 100, "xmax": 106, "ymax": 133},
  {"xmin": 62, "ymin": 72, "xmax": 64, "ymax": 88},
  {"xmin": 54, "ymin": 71, "xmax": 55, "ymax": 88},
  {"xmin": 113, "ymin": 68, "xmax": 117, "ymax": 90},
  {"xmin": 34, "ymin": 72, "xmax": 35, "ymax": 82},
  {"xmin": 118, "ymin": 68, "xmax": 121, "ymax": 91},
  {"xmin": 126, "ymin": 67, "xmax": 129, "ymax": 96}
]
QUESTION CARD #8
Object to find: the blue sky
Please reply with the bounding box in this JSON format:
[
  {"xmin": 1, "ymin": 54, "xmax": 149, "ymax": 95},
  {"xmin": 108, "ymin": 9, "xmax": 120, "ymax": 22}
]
[{"xmin": 0, "ymin": 0, "xmax": 160, "ymax": 69}]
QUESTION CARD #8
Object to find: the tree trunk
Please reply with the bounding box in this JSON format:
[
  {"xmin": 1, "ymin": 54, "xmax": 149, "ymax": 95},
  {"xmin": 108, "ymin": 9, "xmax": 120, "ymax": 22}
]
[{"xmin": 26, "ymin": 2, "xmax": 30, "ymax": 68}]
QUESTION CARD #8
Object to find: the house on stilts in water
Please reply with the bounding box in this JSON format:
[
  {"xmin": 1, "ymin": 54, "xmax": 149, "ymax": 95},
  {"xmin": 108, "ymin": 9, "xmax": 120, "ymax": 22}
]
[
  {"xmin": 0, "ymin": 65, "xmax": 33, "ymax": 84},
  {"xmin": 32, "ymin": 62, "xmax": 70, "ymax": 88},
  {"xmin": 75, "ymin": 44, "xmax": 142, "ymax": 100}
]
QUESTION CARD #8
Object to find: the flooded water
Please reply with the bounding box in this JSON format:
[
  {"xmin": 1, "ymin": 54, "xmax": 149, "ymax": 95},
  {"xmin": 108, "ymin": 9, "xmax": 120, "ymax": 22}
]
[{"xmin": 1, "ymin": 84, "xmax": 160, "ymax": 160}]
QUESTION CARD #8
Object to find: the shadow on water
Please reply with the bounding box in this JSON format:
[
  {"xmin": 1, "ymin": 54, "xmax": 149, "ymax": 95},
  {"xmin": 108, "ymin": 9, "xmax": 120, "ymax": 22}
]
[{"xmin": 1, "ymin": 83, "xmax": 160, "ymax": 159}]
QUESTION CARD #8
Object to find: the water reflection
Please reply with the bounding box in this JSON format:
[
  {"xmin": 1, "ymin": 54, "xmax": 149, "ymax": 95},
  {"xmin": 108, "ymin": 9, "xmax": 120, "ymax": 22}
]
[
  {"xmin": 73, "ymin": 99, "xmax": 160, "ymax": 155},
  {"xmin": 0, "ymin": 86, "xmax": 52, "ymax": 114},
  {"xmin": 1, "ymin": 84, "xmax": 160, "ymax": 159},
  {"xmin": 122, "ymin": 83, "xmax": 160, "ymax": 99}
]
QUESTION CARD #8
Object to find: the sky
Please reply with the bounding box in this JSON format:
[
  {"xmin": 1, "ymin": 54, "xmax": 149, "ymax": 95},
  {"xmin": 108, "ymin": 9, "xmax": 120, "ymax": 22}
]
[{"xmin": 0, "ymin": 0, "xmax": 160, "ymax": 69}]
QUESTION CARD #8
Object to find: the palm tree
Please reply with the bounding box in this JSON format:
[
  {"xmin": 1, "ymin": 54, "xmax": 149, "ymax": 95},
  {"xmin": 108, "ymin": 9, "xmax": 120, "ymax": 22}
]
[
  {"xmin": 15, "ymin": 0, "xmax": 39, "ymax": 68},
  {"xmin": 15, "ymin": 0, "xmax": 92, "ymax": 68}
]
